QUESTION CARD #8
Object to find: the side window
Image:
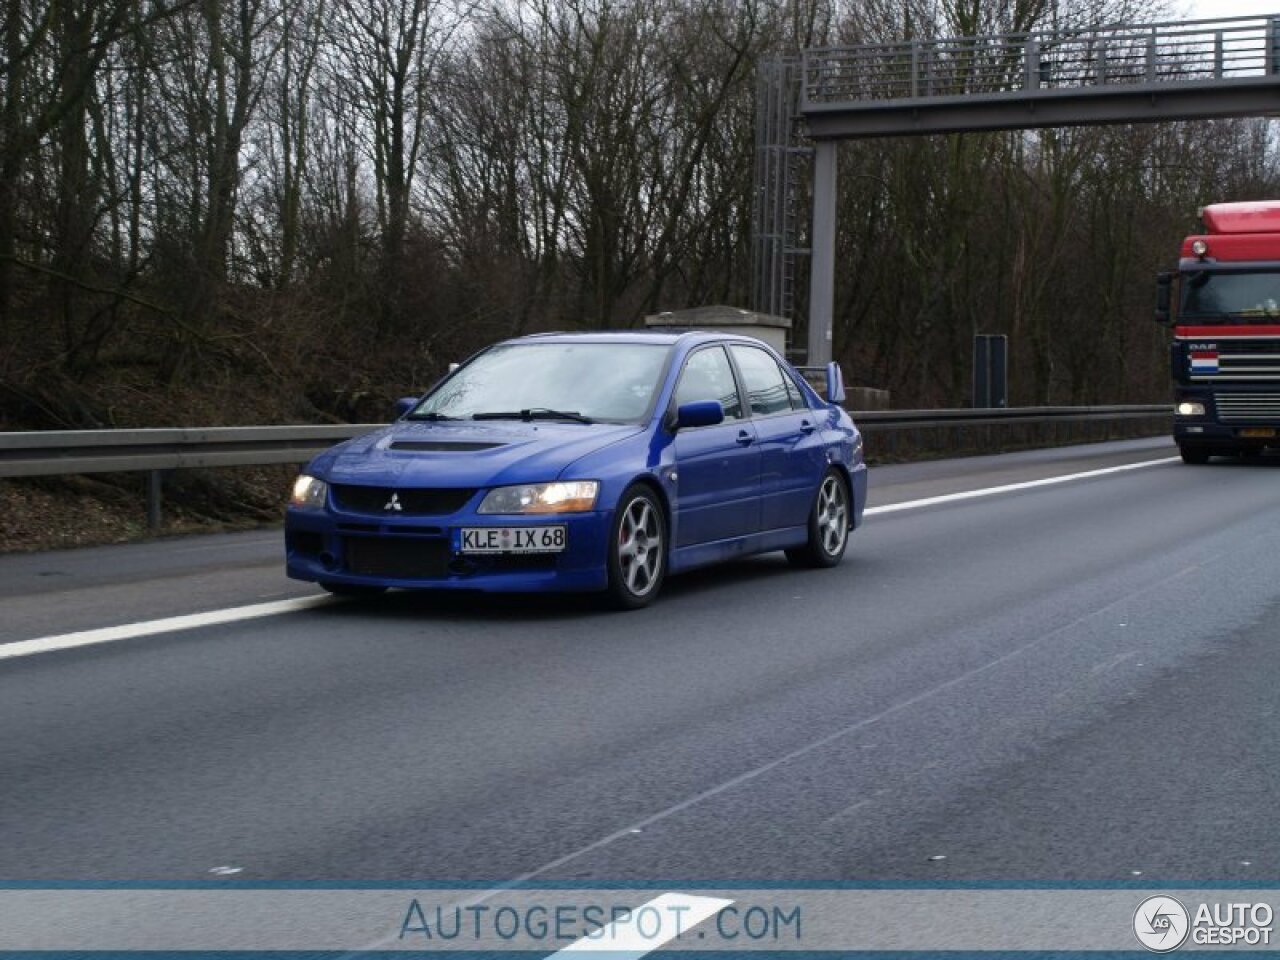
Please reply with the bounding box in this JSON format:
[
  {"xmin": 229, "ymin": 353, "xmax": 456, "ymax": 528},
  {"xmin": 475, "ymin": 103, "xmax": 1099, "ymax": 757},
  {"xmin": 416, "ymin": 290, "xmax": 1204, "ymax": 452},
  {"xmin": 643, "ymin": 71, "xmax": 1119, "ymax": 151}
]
[
  {"xmin": 729, "ymin": 345, "xmax": 793, "ymax": 416},
  {"xmin": 673, "ymin": 347, "xmax": 743, "ymax": 421}
]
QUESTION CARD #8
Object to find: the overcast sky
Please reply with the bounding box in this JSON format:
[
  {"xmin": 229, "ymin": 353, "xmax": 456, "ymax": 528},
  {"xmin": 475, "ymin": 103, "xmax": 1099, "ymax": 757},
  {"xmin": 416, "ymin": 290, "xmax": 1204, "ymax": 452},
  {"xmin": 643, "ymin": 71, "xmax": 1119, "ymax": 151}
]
[{"xmin": 1184, "ymin": 0, "xmax": 1280, "ymax": 19}]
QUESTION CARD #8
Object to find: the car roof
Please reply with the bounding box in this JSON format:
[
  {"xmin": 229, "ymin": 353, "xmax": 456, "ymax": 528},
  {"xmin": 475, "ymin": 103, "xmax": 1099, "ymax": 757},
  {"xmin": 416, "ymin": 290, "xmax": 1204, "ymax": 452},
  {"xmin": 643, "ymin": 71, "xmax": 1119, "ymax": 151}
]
[{"xmin": 504, "ymin": 329, "xmax": 772, "ymax": 349}]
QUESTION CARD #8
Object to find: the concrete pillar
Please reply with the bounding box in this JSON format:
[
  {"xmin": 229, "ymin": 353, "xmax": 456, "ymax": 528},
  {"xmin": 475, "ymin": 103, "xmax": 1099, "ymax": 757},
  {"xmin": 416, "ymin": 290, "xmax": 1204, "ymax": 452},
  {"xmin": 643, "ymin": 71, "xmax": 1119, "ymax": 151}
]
[{"xmin": 808, "ymin": 139, "xmax": 837, "ymax": 367}]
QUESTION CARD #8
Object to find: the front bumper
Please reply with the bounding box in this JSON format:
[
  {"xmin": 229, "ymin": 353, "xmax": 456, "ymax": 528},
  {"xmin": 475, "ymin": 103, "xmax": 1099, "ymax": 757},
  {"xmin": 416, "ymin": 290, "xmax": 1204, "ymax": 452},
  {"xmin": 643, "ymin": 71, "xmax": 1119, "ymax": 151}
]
[
  {"xmin": 285, "ymin": 506, "xmax": 611, "ymax": 592},
  {"xmin": 1174, "ymin": 388, "xmax": 1280, "ymax": 449},
  {"xmin": 850, "ymin": 461, "xmax": 868, "ymax": 528},
  {"xmin": 1173, "ymin": 422, "xmax": 1277, "ymax": 448}
]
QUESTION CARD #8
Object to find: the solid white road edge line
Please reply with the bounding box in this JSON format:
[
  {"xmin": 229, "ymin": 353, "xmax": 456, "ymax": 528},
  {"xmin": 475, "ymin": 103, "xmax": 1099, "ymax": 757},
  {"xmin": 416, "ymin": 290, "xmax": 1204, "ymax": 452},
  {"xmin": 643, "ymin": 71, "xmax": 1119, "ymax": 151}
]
[
  {"xmin": 548, "ymin": 893, "xmax": 735, "ymax": 958},
  {"xmin": 1, "ymin": 452, "xmax": 1180, "ymax": 662},
  {"xmin": 863, "ymin": 455, "xmax": 1180, "ymax": 516},
  {"xmin": 0, "ymin": 595, "xmax": 330, "ymax": 662}
]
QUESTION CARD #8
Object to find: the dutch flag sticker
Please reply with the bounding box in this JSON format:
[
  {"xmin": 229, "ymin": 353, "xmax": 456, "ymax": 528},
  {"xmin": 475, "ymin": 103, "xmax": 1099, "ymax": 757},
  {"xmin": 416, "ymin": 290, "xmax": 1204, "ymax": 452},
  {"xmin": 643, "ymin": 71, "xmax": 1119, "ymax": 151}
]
[{"xmin": 1190, "ymin": 350, "xmax": 1219, "ymax": 374}]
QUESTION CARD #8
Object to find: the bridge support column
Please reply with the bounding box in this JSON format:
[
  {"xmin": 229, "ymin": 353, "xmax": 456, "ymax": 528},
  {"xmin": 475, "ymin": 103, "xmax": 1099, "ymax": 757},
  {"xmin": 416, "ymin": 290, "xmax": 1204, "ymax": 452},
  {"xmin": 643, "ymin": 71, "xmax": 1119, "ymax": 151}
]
[{"xmin": 808, "ymin": 140, "xmax": 837, "ymax": 366}]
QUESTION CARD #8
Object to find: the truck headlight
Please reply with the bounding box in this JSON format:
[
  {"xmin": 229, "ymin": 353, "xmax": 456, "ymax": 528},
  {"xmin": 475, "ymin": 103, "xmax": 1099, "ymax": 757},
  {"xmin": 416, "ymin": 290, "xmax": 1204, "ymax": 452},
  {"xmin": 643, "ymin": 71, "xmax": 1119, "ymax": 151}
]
[
  {"xmin": 1176, "ymin": 401, "xmax": 1206, "ymax": 417},
  {"xmin": 477, "ymin": 481, "xmax": 599, "ymax": 514},
  {"xmin": 290, "ymin": 474, "xmax": 329, "ymax": 509}
]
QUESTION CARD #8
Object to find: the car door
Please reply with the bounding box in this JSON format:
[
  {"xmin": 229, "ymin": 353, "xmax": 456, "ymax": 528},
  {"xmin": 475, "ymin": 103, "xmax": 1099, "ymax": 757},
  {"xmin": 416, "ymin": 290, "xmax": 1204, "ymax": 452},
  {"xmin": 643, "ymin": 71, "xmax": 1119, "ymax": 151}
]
[
  {"xmin": 728, "ymin": 343, "xmax": 826, "ymax": 532},
  {"xmin": 670, "ymin": 345, "xmax": 761, "ymax": 546}
]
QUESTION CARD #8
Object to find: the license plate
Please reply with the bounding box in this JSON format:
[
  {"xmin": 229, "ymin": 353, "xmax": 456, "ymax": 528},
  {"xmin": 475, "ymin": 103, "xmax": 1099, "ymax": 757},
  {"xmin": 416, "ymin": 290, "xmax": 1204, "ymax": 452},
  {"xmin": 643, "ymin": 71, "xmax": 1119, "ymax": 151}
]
[
  {"xmin": 459, "ymin": 526, "xmax": 567, "ymax": 554},
  {"xmin": 1239, "ymin": 428, "xmax": 1276, "ymax": 438}
]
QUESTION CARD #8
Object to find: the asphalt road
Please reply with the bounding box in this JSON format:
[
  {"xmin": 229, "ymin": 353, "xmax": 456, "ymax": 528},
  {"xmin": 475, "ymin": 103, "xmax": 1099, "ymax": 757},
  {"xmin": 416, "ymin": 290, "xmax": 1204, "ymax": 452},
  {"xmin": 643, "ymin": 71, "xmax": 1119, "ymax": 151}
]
[{"xmin": 3, "ymin": 437, "xmax": 1279, "ymax": 884}]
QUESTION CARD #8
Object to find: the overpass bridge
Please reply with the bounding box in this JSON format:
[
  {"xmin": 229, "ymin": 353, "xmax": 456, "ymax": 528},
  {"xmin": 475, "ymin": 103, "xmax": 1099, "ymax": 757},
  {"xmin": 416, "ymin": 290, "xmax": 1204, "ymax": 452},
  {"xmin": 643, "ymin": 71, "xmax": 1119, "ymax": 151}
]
[{"xmin": 751, "ymin": 14, "xmax": 1280, "ymax": 363}]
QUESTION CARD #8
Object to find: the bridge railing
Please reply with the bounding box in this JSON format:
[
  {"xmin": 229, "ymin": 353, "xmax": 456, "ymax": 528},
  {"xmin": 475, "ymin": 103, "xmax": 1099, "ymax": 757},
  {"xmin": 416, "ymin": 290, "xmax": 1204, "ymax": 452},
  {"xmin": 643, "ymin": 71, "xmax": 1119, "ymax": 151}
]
[{"xmin": 802, "ymin": 15, "xmax": 1280, "ymax": 106}]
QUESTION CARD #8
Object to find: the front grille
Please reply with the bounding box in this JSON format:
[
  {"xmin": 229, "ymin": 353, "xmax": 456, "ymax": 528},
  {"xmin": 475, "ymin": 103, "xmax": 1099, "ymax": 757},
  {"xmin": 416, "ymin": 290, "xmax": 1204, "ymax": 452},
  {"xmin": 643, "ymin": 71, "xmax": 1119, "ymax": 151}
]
[
  {"xmin": 344, "ymin": 537, "xmax": 450, "ymax": 579},
  {"xmin": 470, "ymin": 554, "xmax": 557, "ymax": 573},
  {"xmin": 1214, "ymin": 393, "xmax": 1280, "ymax": 423},
  {"xmin": 1190, "ymin": 341, "xmax": 1280, "ymax": 380},
  {"xmin": 331, "ymin": 484, "xmax": 475, "ymax": 515}
]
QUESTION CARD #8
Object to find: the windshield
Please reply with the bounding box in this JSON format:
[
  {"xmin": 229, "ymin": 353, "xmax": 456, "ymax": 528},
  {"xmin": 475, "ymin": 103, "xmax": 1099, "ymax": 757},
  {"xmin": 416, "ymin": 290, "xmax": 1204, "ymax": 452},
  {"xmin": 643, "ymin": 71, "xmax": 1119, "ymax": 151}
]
[
  {"xmin": 1181, "ymin": 270, "xmax": 1280, "ymax": 320},
  {"xmin": 410, "ymin": 342, "xmax": 670, "ymax": 423}
]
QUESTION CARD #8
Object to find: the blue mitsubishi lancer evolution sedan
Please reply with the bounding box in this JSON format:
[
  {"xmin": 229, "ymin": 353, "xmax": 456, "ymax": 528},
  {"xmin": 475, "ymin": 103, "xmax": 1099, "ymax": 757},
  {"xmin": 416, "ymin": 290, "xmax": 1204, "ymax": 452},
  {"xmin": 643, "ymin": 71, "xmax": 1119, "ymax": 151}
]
[{"xmin": 285, "ymin": 331, "xmax": 867, "ymax": 608}]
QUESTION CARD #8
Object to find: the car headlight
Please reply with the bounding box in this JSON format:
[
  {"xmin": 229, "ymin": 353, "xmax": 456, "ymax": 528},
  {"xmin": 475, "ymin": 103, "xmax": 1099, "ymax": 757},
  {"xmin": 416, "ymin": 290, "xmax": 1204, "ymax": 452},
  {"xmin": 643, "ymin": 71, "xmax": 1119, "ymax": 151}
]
[
  {"xmin": 290, "ymin": 474, "xmax": 328, "ymax": 509},
  {"xmin": 477, "ymin": 481, "xmax": 599, "ymax": 514},
  {"xmin": 1176, "ymin": 401, "xmax": 1206, "ymax": 417}
]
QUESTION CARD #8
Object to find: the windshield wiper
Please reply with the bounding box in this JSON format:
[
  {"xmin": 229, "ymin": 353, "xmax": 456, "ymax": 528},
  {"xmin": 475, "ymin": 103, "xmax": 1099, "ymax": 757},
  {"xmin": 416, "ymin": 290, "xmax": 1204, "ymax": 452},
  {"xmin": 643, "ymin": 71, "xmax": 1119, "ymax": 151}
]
[
  {"xmin": 471, "ymin": 408, "xmax": 593, "ymax": 424},
  {"xmin": 405, "ymin": 411, "xmax": 459, "ymax": 421}
]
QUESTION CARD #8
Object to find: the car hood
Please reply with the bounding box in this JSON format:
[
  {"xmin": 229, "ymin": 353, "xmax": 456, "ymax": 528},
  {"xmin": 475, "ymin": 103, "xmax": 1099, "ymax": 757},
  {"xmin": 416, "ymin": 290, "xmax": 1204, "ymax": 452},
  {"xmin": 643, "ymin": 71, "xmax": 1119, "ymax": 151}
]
[{"xmin": 309, "ymin": 419, "xmax": 645, "ymax": 488}]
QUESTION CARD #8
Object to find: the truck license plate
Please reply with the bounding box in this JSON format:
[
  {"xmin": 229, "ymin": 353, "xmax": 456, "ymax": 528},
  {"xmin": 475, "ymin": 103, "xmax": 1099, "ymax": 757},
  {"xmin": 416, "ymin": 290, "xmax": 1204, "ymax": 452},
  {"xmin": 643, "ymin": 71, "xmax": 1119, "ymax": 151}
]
[{"xmin": 459, "ymin": 526, "xmax": 567, "ymax": 554}]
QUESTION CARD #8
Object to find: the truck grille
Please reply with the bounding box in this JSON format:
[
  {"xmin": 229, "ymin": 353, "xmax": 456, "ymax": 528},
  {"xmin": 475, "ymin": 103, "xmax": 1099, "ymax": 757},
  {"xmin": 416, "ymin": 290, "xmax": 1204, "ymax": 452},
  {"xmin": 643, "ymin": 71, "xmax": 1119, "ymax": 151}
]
[
  {"xmin": 344, "ymin": 537, "xmax": 450, "ymax": 578},
  {"xmin": 1191, "ymin": 342, "xmax": 1280, "ymax": 381},
  {"xmin": 1214, "ymin": 393, "xmax": 1280, "ymax": 423},
  {"xmin": 331, "ymin": 484, "xmax": 475, "ymax": 515}
]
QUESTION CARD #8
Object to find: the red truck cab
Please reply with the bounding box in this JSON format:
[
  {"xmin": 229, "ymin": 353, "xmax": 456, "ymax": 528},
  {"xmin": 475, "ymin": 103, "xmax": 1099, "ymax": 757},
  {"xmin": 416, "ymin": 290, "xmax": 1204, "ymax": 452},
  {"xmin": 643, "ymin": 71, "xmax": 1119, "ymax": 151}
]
[{"xmin": 1158, "ymin": 201, "xmax": 1280, "ymax": 464}]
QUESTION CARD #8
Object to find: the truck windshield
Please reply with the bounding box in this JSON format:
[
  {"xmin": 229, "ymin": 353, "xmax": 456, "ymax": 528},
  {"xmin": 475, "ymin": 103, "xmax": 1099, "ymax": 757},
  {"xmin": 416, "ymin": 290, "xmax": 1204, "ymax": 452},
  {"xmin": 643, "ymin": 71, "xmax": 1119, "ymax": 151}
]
[{"xmin": 1181, "ymin": 270, "xmax": 1280, "ymax": 320}]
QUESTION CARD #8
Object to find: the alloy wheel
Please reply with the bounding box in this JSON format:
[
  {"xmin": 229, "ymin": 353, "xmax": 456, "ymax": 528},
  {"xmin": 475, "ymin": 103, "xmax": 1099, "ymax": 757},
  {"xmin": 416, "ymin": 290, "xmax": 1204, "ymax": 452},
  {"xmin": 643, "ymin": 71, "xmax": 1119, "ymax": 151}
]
[
  {"xmin": 617, "ymin": 495, "xmax": 663, "ymax": 597},
  {"xmin": 816, "ymin": 474, "xmax": 849, "ymax": 557}
]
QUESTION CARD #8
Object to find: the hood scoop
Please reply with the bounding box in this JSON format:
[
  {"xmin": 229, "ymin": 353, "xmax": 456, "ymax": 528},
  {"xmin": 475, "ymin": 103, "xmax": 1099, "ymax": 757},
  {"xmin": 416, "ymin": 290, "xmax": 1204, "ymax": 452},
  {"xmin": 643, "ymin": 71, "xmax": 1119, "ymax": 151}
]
[{"xmin": 390, "ymin": 440, "xmax": 506, "ymax": 452}]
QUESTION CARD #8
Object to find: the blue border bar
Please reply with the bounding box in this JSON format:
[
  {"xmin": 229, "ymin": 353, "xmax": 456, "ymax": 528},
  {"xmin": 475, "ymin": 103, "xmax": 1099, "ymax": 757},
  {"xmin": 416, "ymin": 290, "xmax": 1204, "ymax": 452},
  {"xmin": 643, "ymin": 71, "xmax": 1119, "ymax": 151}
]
[{"xmin": 1, "ymin": 880, "xmax": 1279, "ymax": 890}]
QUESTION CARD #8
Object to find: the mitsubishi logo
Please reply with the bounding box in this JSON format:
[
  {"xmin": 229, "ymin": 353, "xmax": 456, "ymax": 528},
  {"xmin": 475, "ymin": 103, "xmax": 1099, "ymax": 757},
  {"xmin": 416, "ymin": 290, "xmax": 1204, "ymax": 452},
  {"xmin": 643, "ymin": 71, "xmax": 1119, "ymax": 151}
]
[{"xmin": 384, "ymin": 492, "xmax": 403, "ymax": 512}]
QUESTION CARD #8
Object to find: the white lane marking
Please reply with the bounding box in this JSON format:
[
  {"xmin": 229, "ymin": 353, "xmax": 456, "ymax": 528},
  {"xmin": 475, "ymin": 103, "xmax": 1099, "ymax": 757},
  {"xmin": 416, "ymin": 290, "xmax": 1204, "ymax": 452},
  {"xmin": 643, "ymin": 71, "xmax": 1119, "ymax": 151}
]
[
  {"xmin": 548, "ymin": 893, "xmax": 733, "ymax": 958},
  {"xmin": 864, "ymin": 456, "xmax": 1179, "ymax": 516},
  {"xmin": 0, "ymin": 596, "xmax": 329, "ymax": 662},
  {"xmin": 0, "ymin": 453, "xmax": 1178, "ymax": 663}
]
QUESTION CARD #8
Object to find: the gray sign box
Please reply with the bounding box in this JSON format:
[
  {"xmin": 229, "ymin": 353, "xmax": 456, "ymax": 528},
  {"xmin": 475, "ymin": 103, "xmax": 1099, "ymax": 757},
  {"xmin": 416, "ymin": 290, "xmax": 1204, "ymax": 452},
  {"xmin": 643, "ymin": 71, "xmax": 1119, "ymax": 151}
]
[{"xmin": 973, "ymin": 333, "xmax": 1009, "ymax": 408}]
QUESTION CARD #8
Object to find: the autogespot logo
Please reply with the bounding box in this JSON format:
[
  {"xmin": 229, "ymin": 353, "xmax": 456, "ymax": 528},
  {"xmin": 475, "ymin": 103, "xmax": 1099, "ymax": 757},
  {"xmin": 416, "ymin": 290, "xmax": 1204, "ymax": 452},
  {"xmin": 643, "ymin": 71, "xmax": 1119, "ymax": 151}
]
[{"xmin": 1134, "ymin": 896, "xmax": 1190, "ymax": 952}]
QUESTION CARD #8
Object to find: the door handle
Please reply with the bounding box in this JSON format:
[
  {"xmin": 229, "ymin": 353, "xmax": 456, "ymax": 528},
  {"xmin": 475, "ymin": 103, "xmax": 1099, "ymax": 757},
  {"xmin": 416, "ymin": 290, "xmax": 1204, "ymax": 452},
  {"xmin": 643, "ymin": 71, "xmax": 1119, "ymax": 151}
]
[
  {"xmin": 799, "ymin": 420, "xmax": 816, "ymax": 435},
  {"xmin": 736, "ymin": 430, "xmax": 754, "ymax": 446}
]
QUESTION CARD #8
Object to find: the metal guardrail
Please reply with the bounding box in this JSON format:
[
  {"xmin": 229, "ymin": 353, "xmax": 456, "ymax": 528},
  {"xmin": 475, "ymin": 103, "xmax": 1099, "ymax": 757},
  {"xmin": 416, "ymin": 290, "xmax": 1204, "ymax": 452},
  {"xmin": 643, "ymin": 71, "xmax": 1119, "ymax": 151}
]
[
  {"xmin": 0, "ymin": 425, "xmax": 379, "ymax": 478},
  {"xmin": 802, "ymin": 15, "xmax": 1280, "ymax": 106},
  {"xmin": 856, "ymin": 404, "xmax": 1169, "ymax": 431},
  {"xmin": 0, "ymin": 406, "xmax": 1171, "ymax": 479},
  {"xmin": 0, "ymin": 407, "xmax": 1170, "ymax": 529}
]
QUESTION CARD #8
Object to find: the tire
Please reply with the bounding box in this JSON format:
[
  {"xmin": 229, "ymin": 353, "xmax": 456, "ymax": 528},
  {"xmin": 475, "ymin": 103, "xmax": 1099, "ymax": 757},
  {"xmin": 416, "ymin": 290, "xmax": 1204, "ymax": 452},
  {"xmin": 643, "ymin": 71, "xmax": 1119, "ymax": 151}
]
[
  {"xmin": 1179, "ymin": 444, "xmax": 1211, "ymax": 465},
  {"xmin": 320, "ymin": 582, "xmax": 387, "ymax": 598},
  {"xmin": 605, "ymin": 484, "xmax": 667, "ymax": 609},
  {"xmin": 786, "ymin": 469, "xmax": 851, "ymax": 569}
]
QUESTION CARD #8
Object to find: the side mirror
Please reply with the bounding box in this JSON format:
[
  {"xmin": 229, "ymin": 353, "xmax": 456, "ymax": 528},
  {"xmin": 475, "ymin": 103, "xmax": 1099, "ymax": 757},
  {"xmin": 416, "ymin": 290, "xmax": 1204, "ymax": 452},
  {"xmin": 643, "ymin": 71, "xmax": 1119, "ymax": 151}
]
[
  {"xmin": 1155, "ymin": 272, "xmax": 1173, "ymax": 325},
  {"xmin": 674, "ymin": 400, "xmax": 725, "ymax": 430},
  {"xmin": 394, "ymin": 396, "xmax": 418, "ymax": 418},
  {"xmin": 825, "ymin": 361, "xmax": 846, "ymax": 405}
]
